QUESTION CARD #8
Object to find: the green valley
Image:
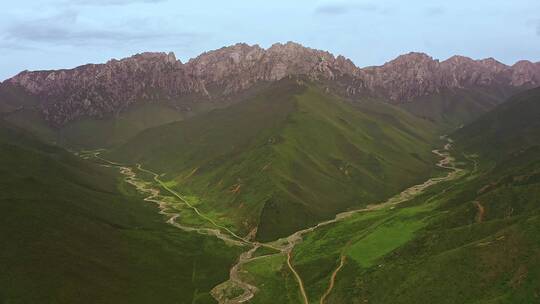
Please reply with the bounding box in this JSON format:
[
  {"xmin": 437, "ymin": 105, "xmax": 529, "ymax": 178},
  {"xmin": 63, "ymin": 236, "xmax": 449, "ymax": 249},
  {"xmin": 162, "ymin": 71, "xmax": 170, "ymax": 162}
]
[
  {"xmin": 3, "ymin": 81, "xmax": 540, "ymax": 304},
  {"xmin": 109, "ymin": 79, "xmax": 440, "ymax": 241},
  {"xmin": 1, "ymin": 23, "xmax": 539, "ymax": 304}
]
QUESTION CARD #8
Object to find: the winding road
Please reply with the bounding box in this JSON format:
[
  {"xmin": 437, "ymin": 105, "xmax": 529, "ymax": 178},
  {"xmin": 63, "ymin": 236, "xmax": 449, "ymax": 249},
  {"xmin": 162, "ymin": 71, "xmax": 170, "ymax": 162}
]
[
  {"xmin": 85, "ymin": 138, "xmax": 465, "ymax": 304},
  {"xmin": 310, "ymin": 140, "xmax": 465, "ymax": 302},
  {"xmin": 320, "ymin": 253, "xmax": 347, "ymax": 304},
  {"xmin": 135, "ymin": 164, "xmax": 250, "ymax": 244},
  {"xmin": 287, "ymin": 250, "xmax": 310, "ymax": 304},
  {"xmin": 89, "ymin": 152, "xmax": 278, "ymax": 303}
]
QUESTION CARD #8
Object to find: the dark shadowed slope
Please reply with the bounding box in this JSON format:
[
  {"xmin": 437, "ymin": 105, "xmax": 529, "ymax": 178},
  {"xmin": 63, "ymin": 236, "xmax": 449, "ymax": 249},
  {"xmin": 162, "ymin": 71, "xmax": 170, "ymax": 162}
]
[
  {"xmin": 0, "ymin": 120, "xmax": 240, "ymax": 304},
  {"xmin": 0, "ymin": 81, "xmax": 188, "ymax": 149},
  {"xmin": 454, "ymin": 86, "xmax": 540, "ymax": 162},
  {"xmin": 110, "ymin": 79, "xmax": 440, "ymax": 241},
  {"xmin": 400, "ymin": 86, "xmax": 522, "ymax": 130}
]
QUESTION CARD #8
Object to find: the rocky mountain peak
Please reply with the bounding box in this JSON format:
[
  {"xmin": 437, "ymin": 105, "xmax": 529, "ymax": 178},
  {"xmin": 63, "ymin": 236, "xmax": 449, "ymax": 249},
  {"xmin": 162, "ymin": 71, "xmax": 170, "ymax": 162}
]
[
  {"xmin": 510, "ymin": 60, "xmax": 540, "ymax": 86},
  {"xmin": 444, "ymin": 55, "xmax": 475, "ymax": 65},
  {"xmin": 268, "ymin": 41, "xmax": 305, "ymax": 51},
  {"xmin": 388, "ymin": 52, "xmax": 437, "ymax": 66},
  {"xmin": 477, "ymin": 57, "xmax": 508, "ymax": 72},
  {"xmin": 513, "ymin": 60, "xmax": 536, "ymax": 69},
  {"xmin": 108, "ymin": 52, "xmax": 179, "ymax": 65}
]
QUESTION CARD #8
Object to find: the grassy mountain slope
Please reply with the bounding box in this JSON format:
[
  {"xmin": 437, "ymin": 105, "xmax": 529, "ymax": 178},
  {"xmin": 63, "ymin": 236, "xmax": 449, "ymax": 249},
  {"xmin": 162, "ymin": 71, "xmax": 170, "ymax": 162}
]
[
  {"xmin": 0, "ymin": 83, "xmax": 40, "ymax": 113},
  {"xmin": 109, "ymin": 79, "xmax": 440, "ymax": 241},
  {"xmin": 400, "ymin": 87, "xmax": 519, "ymax": 131},
  {"xmin": 454, "ymin": 86, "xmax": 540, "ymax": 162},
  {"xmin": 2, "ymin": 102, "xmax": 186, "ymax": 149},
  {"xmin": 0, "ymin": 120, "xmax": 241, "ymax": 304},
  {"xmin": 267, "ymin": 87, "xmax": 540, "ymax": 303},
  {"xmin": 0, "ymin": 82, "xmax": 279, "ymax": 150},
  {"xmin": 0, "ymin": 82, "xmax": 192, "ymax": 148}
]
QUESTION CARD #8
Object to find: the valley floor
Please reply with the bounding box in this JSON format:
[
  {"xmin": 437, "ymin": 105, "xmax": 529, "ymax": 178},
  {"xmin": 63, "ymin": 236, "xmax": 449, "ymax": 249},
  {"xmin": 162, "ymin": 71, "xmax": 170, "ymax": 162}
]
[{"xmin": 85, "ymin": 137, "xmax": 466, "ymax": 304}]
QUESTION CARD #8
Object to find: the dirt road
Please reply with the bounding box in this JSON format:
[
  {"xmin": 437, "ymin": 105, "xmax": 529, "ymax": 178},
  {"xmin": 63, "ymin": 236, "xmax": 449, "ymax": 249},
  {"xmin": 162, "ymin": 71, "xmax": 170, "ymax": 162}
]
[{"xmin": 320, "ymin": 254, "xmax": 347, "ymax": 304}]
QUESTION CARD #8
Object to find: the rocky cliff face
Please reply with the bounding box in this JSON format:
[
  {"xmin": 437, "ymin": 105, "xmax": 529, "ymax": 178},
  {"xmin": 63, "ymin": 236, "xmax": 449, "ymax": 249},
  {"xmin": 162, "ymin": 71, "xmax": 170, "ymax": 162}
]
[
  {"xmin": 7, "ymin": 52, "xmax": 202, "ymax": 124},
  {"xmin": 360, "ymin": 53, "xmax": 540, "ymax": 101},
  {"xmin": 5, "ymin": 42, "xmax": 540, "ymax": 125}
]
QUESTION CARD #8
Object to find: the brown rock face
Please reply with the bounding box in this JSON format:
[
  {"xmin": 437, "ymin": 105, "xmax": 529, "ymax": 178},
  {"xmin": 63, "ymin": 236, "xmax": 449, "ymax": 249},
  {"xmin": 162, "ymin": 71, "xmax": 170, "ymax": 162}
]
[
  {"xmin": 360, "ymin": 53, "xmax": 540, "ymax": 101},
  {"xmin": 8, "ymin": 52, "xmax": 202, "ymax": 124},
  {"xmin": 5, "ymin": 42, "xmax": 540, "ymax": 125}
]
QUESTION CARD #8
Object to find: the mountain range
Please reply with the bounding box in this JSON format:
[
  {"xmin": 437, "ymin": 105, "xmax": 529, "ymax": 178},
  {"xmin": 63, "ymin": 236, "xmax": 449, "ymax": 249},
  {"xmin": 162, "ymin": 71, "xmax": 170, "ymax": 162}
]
[
  {"xmin": 3, "ymin": 42, "xmax": 539, "ymax": 127},
  {"xmin": 107, "ymin": 79, "xmax": 438, "ymax": 240},
  {"xmin": 1, "ymin": 42, "xmax": 540, "ymax": 303}
]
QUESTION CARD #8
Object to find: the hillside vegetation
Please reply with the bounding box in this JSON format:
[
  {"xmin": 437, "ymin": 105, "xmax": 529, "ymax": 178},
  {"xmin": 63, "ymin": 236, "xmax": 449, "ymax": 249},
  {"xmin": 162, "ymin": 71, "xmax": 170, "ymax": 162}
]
[
  {"xmin": 1, "ymin": 101, "xmax": 187, "ymax": 149},
  {"xmin": 266, "ymin": 87, "xmax": 540, "ymax": 303},
  {"xmin": 0, "ymin": 120, "xmax": 241, "ymax": 304},
  {"xmin": 454, "ymin": 86, "xmax": 540, "ymax": 162},
  {"xmin": 110, "ymin": 79, "xmax": 440, "ymax": 241},
  {"xmin": 400, "ymin": 87, "xmax": 516, "ymax": 130}
]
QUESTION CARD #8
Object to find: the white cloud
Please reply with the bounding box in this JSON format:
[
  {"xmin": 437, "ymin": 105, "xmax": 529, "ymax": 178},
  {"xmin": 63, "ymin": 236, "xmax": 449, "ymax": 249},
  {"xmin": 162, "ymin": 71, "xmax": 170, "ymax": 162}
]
[{"xmin": 315, "ymin": 2, "xmax": 378, "ymax": 15}]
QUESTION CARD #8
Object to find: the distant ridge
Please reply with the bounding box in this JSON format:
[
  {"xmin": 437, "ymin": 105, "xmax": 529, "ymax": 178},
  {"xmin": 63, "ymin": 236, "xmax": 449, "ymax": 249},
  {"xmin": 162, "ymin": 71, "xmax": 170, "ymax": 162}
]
[{"xmin": 3, "ymin": 41, "xmax": 540, "ymax": 125}]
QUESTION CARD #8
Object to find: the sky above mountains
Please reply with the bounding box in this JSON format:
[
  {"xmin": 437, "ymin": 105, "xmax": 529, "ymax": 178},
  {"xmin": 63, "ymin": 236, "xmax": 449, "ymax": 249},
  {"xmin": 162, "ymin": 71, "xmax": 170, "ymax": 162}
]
[{"xmin": 1, "ymin": 0, "xmax": 539, "ymax": 80}]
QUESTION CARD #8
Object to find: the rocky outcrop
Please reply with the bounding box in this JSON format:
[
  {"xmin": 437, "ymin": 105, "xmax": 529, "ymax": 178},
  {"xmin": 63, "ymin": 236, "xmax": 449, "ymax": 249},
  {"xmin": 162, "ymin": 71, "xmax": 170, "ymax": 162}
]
[
  {"xmin": 184, "ymin": 42, "xmax": 359, "ymax": 94},
  {"xmin": 7, "ymin": 52, "xmax": 204, "ymax": 124},
  {"xmin": 5, "ymin": 42, "xmax": 540, "ymax": 125},
  {"xmin": 360, "ymin": 53, "xmax": 540, "ymax": 101}
]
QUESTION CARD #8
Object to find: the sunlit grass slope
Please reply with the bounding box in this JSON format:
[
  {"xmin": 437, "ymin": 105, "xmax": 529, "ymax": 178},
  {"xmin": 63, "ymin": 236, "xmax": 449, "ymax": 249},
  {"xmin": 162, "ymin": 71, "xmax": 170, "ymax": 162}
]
[{"xmin": 110, "ymin": 79, "xmax": 439, "ymax": 241}]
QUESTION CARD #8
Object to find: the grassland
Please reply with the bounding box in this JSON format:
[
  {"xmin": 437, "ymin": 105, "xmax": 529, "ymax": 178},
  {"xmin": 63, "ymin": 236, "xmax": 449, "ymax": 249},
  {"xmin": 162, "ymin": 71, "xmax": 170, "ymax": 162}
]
[
  {"xmin": 454, "ymin": 86, "xmax": 540, "ymax": 162},
  {"xmin": 204, "ymin": 138, "xmax": 463, "ymax": 303},
  {"xmin": 399, "ymin": 86, "xmax": 518, "ymax": 131},
  {"xmin": 275, "ymin": 87, "xmax": 540, "ymax": 303},
  {"xmin": 238, "ymin": 253, "xmax": 302, "ymax": 304},
  {"xmin": 109, "ymin": 79, "xmax": 439, "ymax": 241},
  {"xmin": 0, "ymin": 120, "xmax": 242, "ymax": 304},
  {"xmin": 3, "ymin": 102, "xmax": 187, "ymax": 149},
  {"xmin": 3, "ymin": 80, "xmax": 538, "ymax": 304},
  {"xmin": 326, "ymin": 164, "xmax": 540, "ymax": 303},
  {"xmin": 238, "ymin": 144, "xmax": 540, "ymax": 303}
]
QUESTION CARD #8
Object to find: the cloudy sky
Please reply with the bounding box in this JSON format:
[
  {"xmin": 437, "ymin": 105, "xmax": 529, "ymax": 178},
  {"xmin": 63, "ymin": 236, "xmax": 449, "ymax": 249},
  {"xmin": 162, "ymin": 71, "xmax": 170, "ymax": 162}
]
[{"xmin": 1, "ymin": 0, "xmax": 539, "ymax": 80}]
